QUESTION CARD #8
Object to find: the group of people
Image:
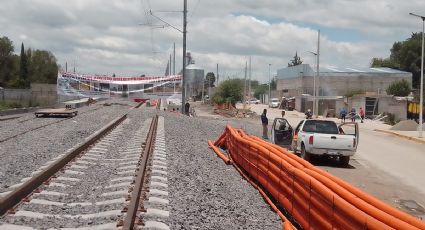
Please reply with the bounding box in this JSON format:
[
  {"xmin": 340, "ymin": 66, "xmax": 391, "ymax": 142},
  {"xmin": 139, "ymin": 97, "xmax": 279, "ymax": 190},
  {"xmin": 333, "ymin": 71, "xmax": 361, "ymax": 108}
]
[{"xmin": 340, "ymin": 107, "xmax": 365, "ymax": 123}]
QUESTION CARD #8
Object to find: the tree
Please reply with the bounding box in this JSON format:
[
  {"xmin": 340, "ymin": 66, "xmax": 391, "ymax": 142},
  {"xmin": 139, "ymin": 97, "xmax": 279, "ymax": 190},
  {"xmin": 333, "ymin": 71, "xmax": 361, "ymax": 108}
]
[
  {"xmin": 371, "ymin": 32, "xmax": 424, "ymax": 87},
  {"xmin": 288, "ymin": 52, "xmax": 303, "ymax": 67},
  {"xmin": 19, "ymin": 42, "xmax": 30, "ymax": 88},
  {"xmin": 212, "ymin": 79, "xmax": 243, "ymax": 106},
  {"xmin": 0, "ymin": 36, "xmax": 15, "ymax": 87},
  {"xmin": 386, "ymin": 79, "xmax": 411, "ymax": 96},
  {"xmin": 204, "ymin": 72, "xmax": 215, "ymax": 88},
  {"xmin": 28, "ymin": 50, "xmax": 58, "ymax": 84},
  {"xmin": 254, "ymin": 84, "xmax": 268, "ymax": 99}
]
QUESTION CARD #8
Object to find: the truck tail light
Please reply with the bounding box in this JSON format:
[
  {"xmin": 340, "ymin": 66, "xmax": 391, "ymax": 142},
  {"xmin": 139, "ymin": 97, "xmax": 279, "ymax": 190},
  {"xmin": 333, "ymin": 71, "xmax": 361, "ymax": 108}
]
[
  {"xmin": 353, "ymin": 138, "xmax": 356, "ymax": 148},
  {"xmin": 309, "ymin": 136, "xmax": 314, "ymax": 145}
]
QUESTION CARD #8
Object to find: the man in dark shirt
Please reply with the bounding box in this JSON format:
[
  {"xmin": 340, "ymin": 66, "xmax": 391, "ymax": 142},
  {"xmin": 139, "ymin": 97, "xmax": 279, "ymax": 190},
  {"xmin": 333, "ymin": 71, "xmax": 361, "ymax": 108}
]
[{"xmin": 261, "ymin": 109, "xmax": 269, "ymax": 139}]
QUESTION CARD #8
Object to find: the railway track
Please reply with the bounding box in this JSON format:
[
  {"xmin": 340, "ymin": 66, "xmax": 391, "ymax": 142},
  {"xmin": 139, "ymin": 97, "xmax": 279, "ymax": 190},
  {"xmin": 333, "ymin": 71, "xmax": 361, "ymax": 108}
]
[
  {"xmin": 0, "ymin": 112, "xmax": 168, "ymax": 229},
  {"xmin": 0, "ymin": 104, "xmax": 123, "ymax": 143}
]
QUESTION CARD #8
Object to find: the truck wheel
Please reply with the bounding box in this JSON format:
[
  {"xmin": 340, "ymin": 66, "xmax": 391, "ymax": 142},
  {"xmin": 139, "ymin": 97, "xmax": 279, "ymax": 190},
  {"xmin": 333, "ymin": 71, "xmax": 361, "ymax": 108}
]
[
  {"xmin": 339, "ymin": 156, "xmax": 350, "ymax": 167},
  {"xmin": 300, "ymin": 144, "xmax": 311, "ymax": 162}
]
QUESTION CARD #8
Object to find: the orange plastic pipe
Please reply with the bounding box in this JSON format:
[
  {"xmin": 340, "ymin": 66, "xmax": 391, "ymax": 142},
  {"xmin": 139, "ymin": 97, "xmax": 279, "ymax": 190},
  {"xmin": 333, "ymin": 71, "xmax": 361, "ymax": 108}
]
[{"xmin": 207, "ymin": 140, "xmax": 231, "ymax": 165}]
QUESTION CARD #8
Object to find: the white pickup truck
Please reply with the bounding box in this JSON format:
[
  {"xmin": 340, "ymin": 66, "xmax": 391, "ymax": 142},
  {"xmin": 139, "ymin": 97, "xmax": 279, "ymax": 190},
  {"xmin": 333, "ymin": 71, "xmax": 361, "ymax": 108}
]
[{"xmin": 291, "ymin": 119, "xmax": 359, "ymax": 166}]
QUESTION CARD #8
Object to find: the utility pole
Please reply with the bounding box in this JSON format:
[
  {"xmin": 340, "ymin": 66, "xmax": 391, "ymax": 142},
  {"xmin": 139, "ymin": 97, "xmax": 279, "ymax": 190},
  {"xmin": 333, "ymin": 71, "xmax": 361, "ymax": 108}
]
[
  {"xmin": 268, "ymin": 64, "xmax": 271, "ymax": 104},
  {"xmin": 216, "ymin": 64, "xmax": 219, "ymax": 85},
  {"xmin": 181, "ymin": 0, "xmax": 187, "ymax": 114},
  {"xmin": 173, "ymin": 42, "xmax": 176, "ymax": 75},
  {"xmin": 409, "ymin": 13, "xmax": 424, "ymax": 137},
  {"xmin": 248, "ymin": 56, "xmax": 252, "ymax": 100},
  {"xmin": 65, "ymin": 62, "xmax": 67, "ymax": 72},
  {"xmin": 316, "ymin": 30, "xmax": 320, "ymax": 117},
  {"xmin": 243, "ymin": 61, "xmax": 248, "ymax": 108}
]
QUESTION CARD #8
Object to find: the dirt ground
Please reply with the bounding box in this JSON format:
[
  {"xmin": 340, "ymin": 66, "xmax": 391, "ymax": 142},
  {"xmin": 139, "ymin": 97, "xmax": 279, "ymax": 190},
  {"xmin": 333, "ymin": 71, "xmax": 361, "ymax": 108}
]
[{"xmin": 191, "ymin": 101, "xmax": 425, "ymax": 220}]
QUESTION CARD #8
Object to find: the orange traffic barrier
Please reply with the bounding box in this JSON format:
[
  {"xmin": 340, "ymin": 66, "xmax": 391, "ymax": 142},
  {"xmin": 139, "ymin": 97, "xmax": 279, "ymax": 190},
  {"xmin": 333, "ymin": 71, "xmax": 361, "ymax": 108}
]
[{"xmin": 209, "ymin": 125, "xmax": 425, "ymax": 230}]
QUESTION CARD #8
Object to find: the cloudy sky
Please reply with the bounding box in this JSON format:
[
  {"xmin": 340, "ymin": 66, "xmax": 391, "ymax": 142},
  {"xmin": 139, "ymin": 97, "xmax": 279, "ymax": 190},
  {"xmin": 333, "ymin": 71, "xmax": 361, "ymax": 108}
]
[{"xmin": 1, "ymin": 0, "xmax": 424, "ymax": 83}]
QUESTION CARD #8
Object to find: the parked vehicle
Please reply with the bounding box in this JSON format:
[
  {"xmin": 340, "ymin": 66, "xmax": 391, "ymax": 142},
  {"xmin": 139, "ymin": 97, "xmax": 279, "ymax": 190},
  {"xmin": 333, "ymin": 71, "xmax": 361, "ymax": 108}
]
[
  {"xmin": 269, "ymin": 98, "xmax": 280, "ymax": 108},
  {"xmin": 271, "ymin": 118, "xmax": 293, "ymax": 150},
  {"xmin": 247, "ymin": 98, "xmax": 260, "ymax": 104},
  {"xmin": 291, "ymin": 119, "xmax": 359, "ymax": 167}
]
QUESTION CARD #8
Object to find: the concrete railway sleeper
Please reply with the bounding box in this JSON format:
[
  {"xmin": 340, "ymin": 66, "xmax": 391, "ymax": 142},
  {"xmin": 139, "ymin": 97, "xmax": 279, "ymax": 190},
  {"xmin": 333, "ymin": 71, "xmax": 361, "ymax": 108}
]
[{"xmin": 0, "ymin": 113, "xmax": 164, "ymax": 229}]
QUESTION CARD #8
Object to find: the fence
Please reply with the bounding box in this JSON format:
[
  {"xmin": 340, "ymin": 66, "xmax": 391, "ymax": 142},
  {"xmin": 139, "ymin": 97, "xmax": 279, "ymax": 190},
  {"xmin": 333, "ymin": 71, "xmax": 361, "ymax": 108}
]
[{"xmin": 209, "ymin": 126, "xmax": 425, "ymax": 230}]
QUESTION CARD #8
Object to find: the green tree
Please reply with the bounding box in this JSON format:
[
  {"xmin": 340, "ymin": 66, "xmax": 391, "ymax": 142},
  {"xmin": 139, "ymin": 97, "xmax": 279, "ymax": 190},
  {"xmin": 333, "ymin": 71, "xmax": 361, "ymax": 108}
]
[
  {"xmin": 204, "ymin": 72, "xmax": 215, "ymax": 88},
  {"xmin": 20, "ymin": 42, "xmax": 30, "ymax": 88},
  {"xmin": 212, "ymin": 79, "xmax": 243, "ymax": 106},
  {"xmin": 288, "ymin": 52, "xmax": 303, "ymax": 67},
  {"xmin": 386, "ymin": 79, "xmax": 411, "ymax": 96},
  {"xmin": 254, "ymin": 84, "xmax": 268, "ymax": 99},
  {"xmin": 28, "ymin": 50, "xmax": 58, "ymax": 84},
  {"xmin": 0, "ymin": 36, "xmax": 15, "ymax": 87},
  {"xmin": 371, "ymin": 32, "xmax": 424, "ymax": 87}
]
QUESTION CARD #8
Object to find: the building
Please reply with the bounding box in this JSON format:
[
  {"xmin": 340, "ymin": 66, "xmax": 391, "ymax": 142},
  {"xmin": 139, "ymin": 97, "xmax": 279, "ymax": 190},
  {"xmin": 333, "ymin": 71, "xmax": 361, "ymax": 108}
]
[
  {"xmin": 276, "ymin": 64, "xmax": 412, "ymax": 98},
  {"xmin": 276, "ymin": 64, "xmax": 412, "ymax": 120}
]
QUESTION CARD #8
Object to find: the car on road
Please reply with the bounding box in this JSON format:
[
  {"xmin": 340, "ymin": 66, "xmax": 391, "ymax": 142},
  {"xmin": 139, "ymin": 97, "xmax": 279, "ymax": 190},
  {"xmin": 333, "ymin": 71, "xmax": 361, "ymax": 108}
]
[
  {"xmin": 269, "ymin": 98, "xmax": 280, "ymax": 108},
  {"xmin": 291, "ymin": 119, "xmax": 359, "ymax": 166},
  {"xmin": 247, "ymin": 98, "xmax": 260, "ymax": 104}
]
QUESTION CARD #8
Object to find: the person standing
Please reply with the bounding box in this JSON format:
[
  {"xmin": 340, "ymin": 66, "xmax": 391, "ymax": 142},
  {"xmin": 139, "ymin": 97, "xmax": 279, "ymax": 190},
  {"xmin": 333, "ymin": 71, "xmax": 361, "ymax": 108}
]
[
  {"xmin": 184, "ymin": 102, "xmax": 190, "ymax": 116},
  {"xmin": 359, "ymin": 107, "xmax": 365, "ymax": 123},
  {"xmin": 281, "ymin": 110, "xmax": 286, "ymax": 118},
  {"xmin": 350, "ymin": 108, "xmax": 356, "ymax": 122},
  {"xmin": 261, "ymin": 109, "xmax": 269, "ymax": 139},
  {"xmin": 340, "ymin": 107, "xmax": 347, "ymax": 123}
]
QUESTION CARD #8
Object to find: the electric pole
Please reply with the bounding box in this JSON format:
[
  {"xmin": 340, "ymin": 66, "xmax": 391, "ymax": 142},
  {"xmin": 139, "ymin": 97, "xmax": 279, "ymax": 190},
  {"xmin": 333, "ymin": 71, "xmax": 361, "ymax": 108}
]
[
  {"xmin": 181, "ymin": 0, "xmax": 187, "ymax": 114},
  {"xmin": 173, "ymin": 42, "xmax": 176, "ymax": 75},
  {"xmin": 316, "ymin": 30, "xmax": 320, "ymax": 117},
  {"xmin": 216, "ymin": 64, "xmax": 219, "ymax": 85}
]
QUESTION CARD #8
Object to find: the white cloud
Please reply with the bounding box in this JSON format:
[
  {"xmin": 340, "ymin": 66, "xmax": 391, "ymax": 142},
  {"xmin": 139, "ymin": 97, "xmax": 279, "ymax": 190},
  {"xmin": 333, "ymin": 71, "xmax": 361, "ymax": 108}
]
[{"xmin": 0, "ymin": 0, "xmax": 423, "ymax": 83}]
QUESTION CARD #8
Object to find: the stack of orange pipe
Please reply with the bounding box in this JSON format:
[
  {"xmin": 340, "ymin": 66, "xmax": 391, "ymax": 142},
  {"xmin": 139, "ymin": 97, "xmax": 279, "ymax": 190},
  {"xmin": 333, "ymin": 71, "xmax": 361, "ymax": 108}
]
[{"xmin": 208, "ymin": 125, "xmax": 425, "ymax": 230}]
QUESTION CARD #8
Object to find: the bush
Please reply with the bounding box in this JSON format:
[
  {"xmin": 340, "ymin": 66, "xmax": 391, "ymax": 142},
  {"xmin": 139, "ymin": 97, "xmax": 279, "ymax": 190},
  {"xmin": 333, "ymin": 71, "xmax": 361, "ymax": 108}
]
[
  {"xmin": 386, "ymin": 79, "xmax": 411, "ymax": 96},
  {"xmin": 0, "ymin": 101, "xmax": 23, "ymax": 110},
  {"xmin": 213, "ymin": 79, "xmax": 243, "ymax": 106},
  {"xmin": 383, "ymin": 112, "xmax": 397, "ymax": 125}
]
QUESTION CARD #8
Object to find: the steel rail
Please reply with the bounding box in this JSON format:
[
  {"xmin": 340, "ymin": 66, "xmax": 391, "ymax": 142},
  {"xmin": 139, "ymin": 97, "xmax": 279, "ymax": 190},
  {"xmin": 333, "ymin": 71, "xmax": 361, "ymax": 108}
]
[
  {"xmin": 122, "ymin": 115, "xmax": 158, "ymax": 230},
  {"xmin": 0, "ymin": 114, "xmax": 127, "ymax": 216}
]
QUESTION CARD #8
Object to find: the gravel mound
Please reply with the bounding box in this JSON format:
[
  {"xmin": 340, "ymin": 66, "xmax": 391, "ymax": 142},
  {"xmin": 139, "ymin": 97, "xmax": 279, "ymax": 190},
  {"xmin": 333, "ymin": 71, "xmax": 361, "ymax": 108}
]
[
  {"xmin": 390, "ymin": 120, "xmax": 420, "ymax": 131},
  {"xmin": 161, "ymin": 111, "xmax": 281, "ymax": 229}
]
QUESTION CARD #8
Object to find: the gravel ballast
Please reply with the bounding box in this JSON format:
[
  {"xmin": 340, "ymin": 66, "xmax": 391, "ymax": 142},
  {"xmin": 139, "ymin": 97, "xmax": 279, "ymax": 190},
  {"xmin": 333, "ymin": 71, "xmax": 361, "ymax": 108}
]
[
  {"xmin": 161, "ymin": 111, "xmax": 281, "ymax": 230},
  {"xmin": 0, "ymin": 99, "xmax": 138, "ymax": 192}
]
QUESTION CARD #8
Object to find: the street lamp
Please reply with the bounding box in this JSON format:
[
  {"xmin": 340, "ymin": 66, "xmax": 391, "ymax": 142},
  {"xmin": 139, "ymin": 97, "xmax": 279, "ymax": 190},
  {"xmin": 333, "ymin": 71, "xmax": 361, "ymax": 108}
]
[
  {"xmin": 268, "ymin": 64, "xmax": 272, "ymax": 104},
  {"xmin": 409, "ymin": 12, "xmax": 424, "ymax": 138},
  {"xmin": 308, "ymin": 51, "xmax": 318, "ymax": 117}
]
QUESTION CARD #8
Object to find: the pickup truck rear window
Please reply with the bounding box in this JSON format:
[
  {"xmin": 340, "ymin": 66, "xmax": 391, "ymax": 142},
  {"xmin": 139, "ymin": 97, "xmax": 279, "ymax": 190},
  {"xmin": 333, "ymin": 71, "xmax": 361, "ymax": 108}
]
[{"xmin": 302, "ymin": 120, "xmax": 339, "ymax": 134}]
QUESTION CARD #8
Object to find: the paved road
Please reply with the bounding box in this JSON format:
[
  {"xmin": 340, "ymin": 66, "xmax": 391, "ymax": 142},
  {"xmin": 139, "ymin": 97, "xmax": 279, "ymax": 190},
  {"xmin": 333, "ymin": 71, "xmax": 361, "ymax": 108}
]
[{"xmin": 356, "ymin": 128, "xmax": 425, "ymax": 194}]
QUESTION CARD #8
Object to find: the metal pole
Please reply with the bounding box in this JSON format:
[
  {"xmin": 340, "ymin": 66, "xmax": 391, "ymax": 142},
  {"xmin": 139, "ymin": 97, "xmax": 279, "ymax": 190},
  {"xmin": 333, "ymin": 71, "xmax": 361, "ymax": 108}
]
[
  {"xmin": 249, "ymin": 56, "xmax": 252, "ymax": 100},
  {"xmin": 409, "ymin": 13, "xmax": 425, "ymax": 137},
  {"xmin": 173, "ymin": 42, "xmax": 176, "ymax": 75},
  {"xmin": 202, "ymin": 73, "xmax": 205, "ymax": 103},
  {"xmin": 268, "ymin": 64, "xmax": 271, "ymax": 104},
  {"xmin": 419, "ymin": 17, "xmax": 425, "ymax": 137},
  {"xmin": 313, "ymin": 54, "xmax": 317, "ymax": 117},
  {"xmin": 243, "ymin": 61, "xmax": 248, "ymax": 108},
  {"xmin": 181, "ymin": 0, "xmax": 187, "ymax": 114},
  {"xmin": 316, "ymin": 29, "xmax": 320, "ymax": 117},
  {"xmin": 216, "ymin": 63, "xmax": 219, "ymax": 85}
]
